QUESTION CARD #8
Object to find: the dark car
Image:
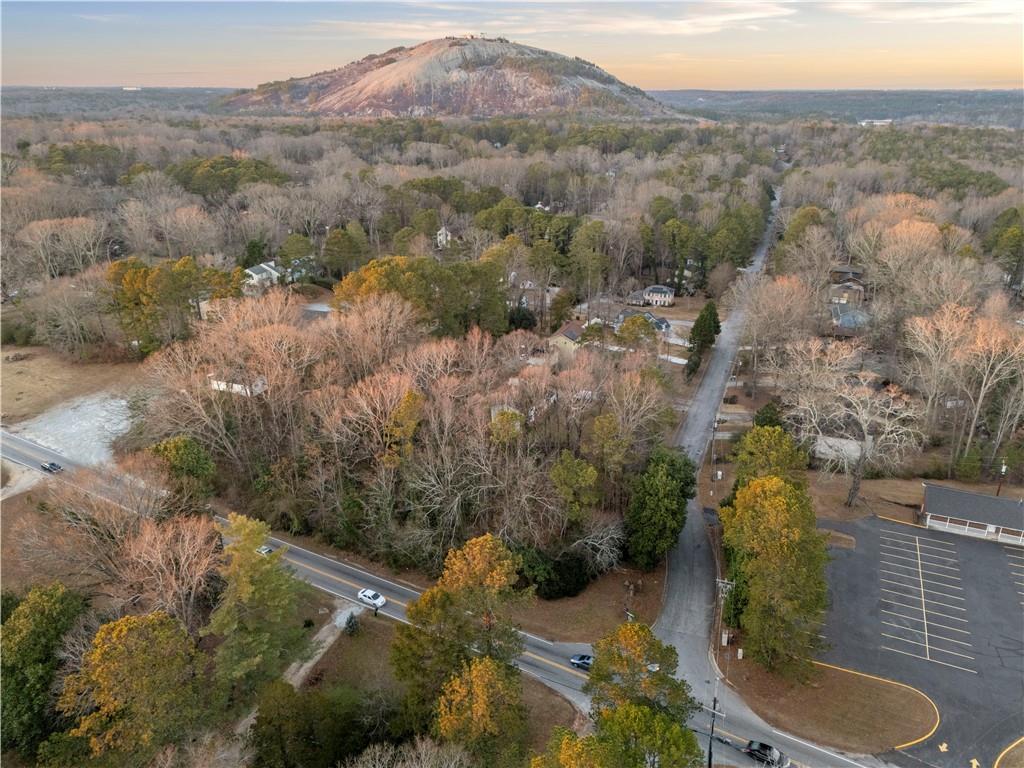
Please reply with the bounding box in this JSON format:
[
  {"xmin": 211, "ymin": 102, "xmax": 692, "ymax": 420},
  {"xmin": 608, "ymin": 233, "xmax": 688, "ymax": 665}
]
[
  {"xmin": 569, "ymin": 654, "xmax": 593, "ymax": 671},
  {"xmin": 40, "ymin": 462, "xmax": 63, "ymax": 473},
  {"xmin": 743, "ymin": 741, "xmax": 791, "ymax": 767}
]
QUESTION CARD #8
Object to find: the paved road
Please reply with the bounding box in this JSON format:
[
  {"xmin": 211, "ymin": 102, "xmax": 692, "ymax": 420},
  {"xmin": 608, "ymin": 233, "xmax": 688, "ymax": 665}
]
[
  {"xmin": 1, "ymin": 429, "xmax": 83, "ymax": 474},
  {"xmin": 653, "ymin": 194, "xmax": 895, "ymax": 768}
]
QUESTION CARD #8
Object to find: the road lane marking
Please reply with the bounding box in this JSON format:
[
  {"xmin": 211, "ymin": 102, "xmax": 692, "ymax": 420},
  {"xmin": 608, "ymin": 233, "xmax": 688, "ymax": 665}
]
[
  {"xmin": 881, "ymin": 595, "xmax": 966, "ymax": 613},
  {"xmin": 878, "ymin": 549, "xmax": 960, "ymax": 570},
  {"xmin": 286, "ymin": 557, "xmax": 410, "ymax": 608},
  {"xmin": 879, "ymin": 569, "xmax": 964, "ymax": 589},
  {"xmin": 878, "ymin": 560, "xmax": 963, "ymax": 581},
  {"xmin": 769, "ymin": 729, "xmax": 871, "ymax": 767},
  {"xmin": 881, "ymin": 633, "xmax": 974, "ymax": 659},
  {"xmin": 880, "ymin": 588, "xmax": 965, "ymax": 611},
  {"xmin": 881, "ymin": 645, "xmax": 977, "ymax": 673},
  {"xmin": 523, "ymin": 651, "xmax": 587, "ymax": 680},
  {"xmin": 881, "ymin": 613, "xmax": 971, "ymax": 632},
  {"xmin": 881, "ymin": 623, "xmax": 973, "ymax": 646},
  {"xmin": 880, "ymin": 578, "xmax": 965, "ymax": 600}
]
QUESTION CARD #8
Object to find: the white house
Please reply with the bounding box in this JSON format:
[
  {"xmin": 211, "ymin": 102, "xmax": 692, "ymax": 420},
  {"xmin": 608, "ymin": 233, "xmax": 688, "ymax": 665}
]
[
  {"xmin": 208, "ymin": 373, "xmax": 268, "ymax": 397},
  {"xmin": 534, "ymin": 202, "xmax": 551, "ymax": 213},
  {"xmin": 243, "ymin": 261, "xmax": 284, "ymax": 296},
  {"xmin": 643, "ymin": 285, "xmax": 676, "ymax": 307},
  {"xmin": 436, "ymin": 226, "xmax": 452, "ymax": 249}
]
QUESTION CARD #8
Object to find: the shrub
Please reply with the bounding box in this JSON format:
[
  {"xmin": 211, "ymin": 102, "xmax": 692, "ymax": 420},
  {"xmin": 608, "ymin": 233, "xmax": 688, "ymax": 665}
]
[{"xmin": 344, "ymin": 612, "xmax": 360, "ymax": 637}]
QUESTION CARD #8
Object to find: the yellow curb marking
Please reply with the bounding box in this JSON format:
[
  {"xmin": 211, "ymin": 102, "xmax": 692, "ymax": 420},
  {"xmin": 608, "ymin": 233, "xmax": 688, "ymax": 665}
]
[
  {"xmin": 810, "ymin": 660, "xmax": 939, "ymax": 751},
  {"xmin": 994, "ymin": 735, "xmax": 1024, "ymax": 768}
]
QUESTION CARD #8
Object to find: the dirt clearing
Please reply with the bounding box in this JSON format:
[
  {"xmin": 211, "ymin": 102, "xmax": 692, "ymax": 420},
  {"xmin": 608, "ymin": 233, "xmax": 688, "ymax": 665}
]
[
  {"xmin": 1, "ymin": 346, "xmax": 138, "ymax": 424},
  {"xmin": 717, "ymin": 651, "xmax": 937, "ymax": 754}
]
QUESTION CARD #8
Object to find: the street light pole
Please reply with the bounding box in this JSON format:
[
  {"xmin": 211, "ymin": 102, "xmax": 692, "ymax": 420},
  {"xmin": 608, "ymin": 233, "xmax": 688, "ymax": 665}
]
[{"xmin": 997, "ymin": 460, "xmax": 1008, "ymax": 496}]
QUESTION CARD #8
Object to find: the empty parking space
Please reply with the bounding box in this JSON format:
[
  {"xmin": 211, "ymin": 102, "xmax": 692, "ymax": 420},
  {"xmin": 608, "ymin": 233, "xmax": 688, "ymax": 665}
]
[
  {"xmin": 1005, "ymin": 544, "xmax": 1024, "ymax": 607},
  {"xmin": 876, "ymin": 526, "xmax": 976, "ymax": 674}
]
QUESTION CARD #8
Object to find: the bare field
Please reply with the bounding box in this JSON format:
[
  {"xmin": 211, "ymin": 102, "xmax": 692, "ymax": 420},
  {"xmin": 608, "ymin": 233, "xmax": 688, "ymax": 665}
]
[
  {"xmin": 0, "ymin": 346, "xmax": 138, "ymax": 424},
  {"xmin": 717, "ymin": 651, "xmax": 937, "ymax": 754}
]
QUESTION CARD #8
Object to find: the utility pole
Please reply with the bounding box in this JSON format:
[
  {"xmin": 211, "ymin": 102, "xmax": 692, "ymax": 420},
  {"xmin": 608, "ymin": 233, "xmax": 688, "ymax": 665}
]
[
  {"xmin": 997, "ymin": 459, "xmax": 1008, "ymax": 496},
  {"xmin": 707, "ymin": 693, "xmax": 719, "ymax": 768}
]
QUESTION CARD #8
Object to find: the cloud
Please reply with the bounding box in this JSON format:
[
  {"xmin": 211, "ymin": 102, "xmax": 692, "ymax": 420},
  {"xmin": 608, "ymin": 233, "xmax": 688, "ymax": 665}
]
[
  {"xmin": 73, "ymin": 13, "xmax": 134, "ymax": 24},
  {"xmin": 284, "ymin": 2, "xmax": 797, "ymax": 40},
  {"xmin": 826, "ymin": 0, "xmax": 1019, "ymax": 24}
]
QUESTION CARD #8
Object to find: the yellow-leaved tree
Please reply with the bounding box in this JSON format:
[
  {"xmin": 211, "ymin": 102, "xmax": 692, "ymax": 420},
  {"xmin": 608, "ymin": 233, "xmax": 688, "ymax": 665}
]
[
  {"xmin": 719, "ymin": 476, "xmax": 828, "ymax": 676},
  {"xmin": 436, "ymin": 656, "xmax": 525, "ymax": 767},
  {"xmin": 59, "ymin": 611, "xmax": 202, "ymax": 758}
]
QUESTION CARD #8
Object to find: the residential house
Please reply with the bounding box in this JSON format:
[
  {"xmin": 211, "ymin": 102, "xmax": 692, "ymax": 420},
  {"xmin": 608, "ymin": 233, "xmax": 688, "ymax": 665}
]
[
  {"xmin": 612, "ymin": 308, "xmax": 671, "ymax": 334},
  {"xmin": 549, "ymin": 319, "xmax": 586, "ymax": 365},
  {"xmin": 208, "ymin": 372, "xmax": 268, "ymax": 397},
  {"xmin": 243, "ymin": 261, "xmax": 284, "ymax": 296},
  {"xmin": 829, "ymin": 265, "xmax": 865, "ymax": 284},
  {"xmin": 642, "ymin": 285, "xmax": 676, "ymax": 307},
  {"xmin": 436, "ymin": 226, "xmax": 452, "ymax": 249},
  {"xmin": 828, "ymin": 280, "xmax": 865, "ymax": 307}
]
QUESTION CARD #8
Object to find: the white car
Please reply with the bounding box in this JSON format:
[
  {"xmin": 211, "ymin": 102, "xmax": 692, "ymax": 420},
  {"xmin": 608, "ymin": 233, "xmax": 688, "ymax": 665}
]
[
  {"xmin": 255, "ymin": 545, "xmax": 274, "ymax": 556},
  {"xmin": 357, "ymin": 588, "xmax": 386, "ymax": 609}
]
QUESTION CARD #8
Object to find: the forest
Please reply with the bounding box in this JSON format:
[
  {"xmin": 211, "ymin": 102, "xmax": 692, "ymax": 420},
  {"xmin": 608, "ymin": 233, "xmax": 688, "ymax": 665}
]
[{"xmin": 2, "ymin": 106, "xmax": 1023, "ymax": 767}]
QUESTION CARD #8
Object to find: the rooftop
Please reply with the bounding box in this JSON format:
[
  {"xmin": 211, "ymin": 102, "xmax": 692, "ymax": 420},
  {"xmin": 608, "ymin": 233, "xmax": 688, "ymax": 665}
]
[{"xmin": 923, "ymin": 483, "xmax": 1024, "ymax": 530}]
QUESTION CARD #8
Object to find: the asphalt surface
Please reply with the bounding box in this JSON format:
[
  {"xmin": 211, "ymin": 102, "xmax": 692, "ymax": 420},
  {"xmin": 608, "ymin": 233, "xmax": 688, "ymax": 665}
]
[{"xmin": 821, "ymin": 517, "xmax": 1024, "ymax": 768}]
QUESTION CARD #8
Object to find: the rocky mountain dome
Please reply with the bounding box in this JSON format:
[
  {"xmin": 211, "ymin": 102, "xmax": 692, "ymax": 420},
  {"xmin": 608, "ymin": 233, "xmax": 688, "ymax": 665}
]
[{"xmin": 223, "ymin": 37, "xmax": 675, "ymax": 118}]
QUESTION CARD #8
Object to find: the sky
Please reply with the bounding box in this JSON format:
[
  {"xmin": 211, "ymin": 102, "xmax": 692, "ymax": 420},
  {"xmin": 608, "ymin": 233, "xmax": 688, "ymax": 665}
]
[{"xmin": 2, "ymin": 1, "xmax": 1022, "ymax": 90}]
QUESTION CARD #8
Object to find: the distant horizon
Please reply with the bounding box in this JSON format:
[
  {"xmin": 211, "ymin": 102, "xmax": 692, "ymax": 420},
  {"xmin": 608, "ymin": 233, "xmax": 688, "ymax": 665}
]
[
  {"xmin": 3, "ymin": 84, "xmax": 1022, "ymax": 94},
  {"xmin": 2, "ymin": 3, "xmax": 1021, "ymax": 90}
]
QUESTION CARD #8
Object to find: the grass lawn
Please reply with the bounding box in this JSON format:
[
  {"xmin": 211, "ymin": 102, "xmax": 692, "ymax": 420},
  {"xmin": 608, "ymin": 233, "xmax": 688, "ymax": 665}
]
[
  {"xmin": 717, "ymin": 651, "xmax": 937, "ymax": 754},
  {"xmin": 305, "ymin": 613, "xmax": 580, "ymax": 759},
  {"xmin": 510, "ymin": 561, "xmax": 665, "ymax": 642}
]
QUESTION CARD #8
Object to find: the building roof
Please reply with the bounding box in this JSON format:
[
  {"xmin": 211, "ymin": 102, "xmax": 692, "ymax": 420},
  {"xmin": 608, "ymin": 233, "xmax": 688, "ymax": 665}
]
[
  {"xmin": 923, "ymin": 483, "xmax": 1024, "ymax": 530},
  {"xmin": 554, "ymin": 320, "xmax": 586, "ymax": 342},
  {"xmin": 614, "ymin": 308, "xmax": 671, "ymax": 333},
  {"xmin": 830, "ymin": 305, "xmax": 871, "ymax": 328},
  {"xmin": 245, "ymin": 261, "xmax": 283, "ymax": 279},
  {"xmin": 644, "ymin": 284, "xmax": 674, "ymax": 295}
]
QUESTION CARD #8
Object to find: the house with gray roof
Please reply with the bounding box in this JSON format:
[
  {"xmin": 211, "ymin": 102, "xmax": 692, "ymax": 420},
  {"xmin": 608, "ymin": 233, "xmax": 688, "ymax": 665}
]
[{"xmin": 920, "ymin": 483, "xmax": 1024, "ymax": 544}]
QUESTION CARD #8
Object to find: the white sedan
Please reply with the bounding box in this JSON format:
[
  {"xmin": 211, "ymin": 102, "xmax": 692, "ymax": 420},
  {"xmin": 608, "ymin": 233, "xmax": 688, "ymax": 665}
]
[{"xmin": 357, "ymin": 588, "xmax": 386, "ymax": 609}]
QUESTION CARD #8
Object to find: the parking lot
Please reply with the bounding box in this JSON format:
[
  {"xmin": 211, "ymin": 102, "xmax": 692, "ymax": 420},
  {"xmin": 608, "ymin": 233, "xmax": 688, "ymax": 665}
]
[
  {"xmin": 821, "ymin": 516, "xmax": 1024, "ymax": 768},
  {"xmin": 876, "ymin": 527, "xmax": 975, "ymax": 674}
]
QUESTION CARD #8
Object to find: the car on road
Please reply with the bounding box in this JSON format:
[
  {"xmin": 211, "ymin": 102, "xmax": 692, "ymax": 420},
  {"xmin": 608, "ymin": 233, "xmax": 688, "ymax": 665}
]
[
  {"xmin": 40, "ymin": 462, "xmax": 63, "ymax": 473},
  {"xmin": 569, "ymin": 654, "xmax": 593, "ymax": 671},
  {"xmin": 742, "ymin": 741, "xmax": 791, "ymax": 767},
  {"xmin": 255, "ymin": 545, "xmax": 274, "ymax": 556},
  {"xmin": 357, "ymin": 588, "xmax": 386, "ymax": 609}
]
